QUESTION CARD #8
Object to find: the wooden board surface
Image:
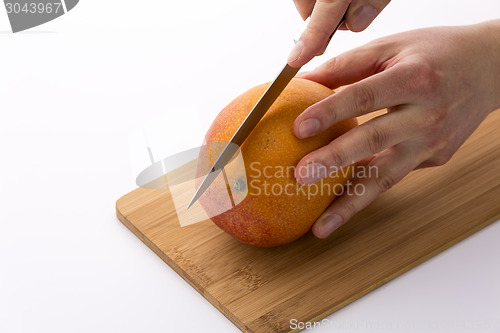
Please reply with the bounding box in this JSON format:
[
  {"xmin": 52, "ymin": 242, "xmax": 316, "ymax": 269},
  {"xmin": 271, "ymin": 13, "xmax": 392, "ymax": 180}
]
[{"xmin": 116, "ymin": 110, "xmax": 500, "ymax": 333}]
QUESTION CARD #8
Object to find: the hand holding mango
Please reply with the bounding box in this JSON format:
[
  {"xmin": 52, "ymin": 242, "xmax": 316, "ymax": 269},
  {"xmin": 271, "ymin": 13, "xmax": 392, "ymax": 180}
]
[{"xmin": 290, "ymin": 4, "xmax": 500, "ymax": 239}]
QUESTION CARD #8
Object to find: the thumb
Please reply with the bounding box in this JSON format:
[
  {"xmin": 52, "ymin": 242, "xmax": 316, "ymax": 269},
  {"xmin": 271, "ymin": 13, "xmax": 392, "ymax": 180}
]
[
  {"xmin": 293, "ymin": 0, "xmax": 316, "ymax": 21},
  {"xmin": 345, "ymin": 0, "xmax": 390, "ymax": 32}
]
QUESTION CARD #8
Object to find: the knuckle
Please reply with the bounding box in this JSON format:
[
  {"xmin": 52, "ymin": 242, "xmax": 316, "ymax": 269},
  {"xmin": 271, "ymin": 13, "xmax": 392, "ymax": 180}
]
[
  {"xmin": 407, "ymin": 60, "xmax": 442, "ymax": 97},
  {"xmin": 364, "ymin": 125, "xmax": 388, "ymax": 154},
  {"xmin": 350, "ymin": 84, "xmax": 376, "ymax": 115},
  {"xmin": 421, "ymin": 108, "xmax": 445, "ymax": 128},
  {"xmin": 325, "ymin": 99, "xmax": 339, "ymax": 124},
  {"xmin": 424, "ymin": 135, "xmax": 449, "ymax": 154},
  {"xmin": 340, "ymin": 199, "xmax": 358, "ymax": 220},
  {"xmin": 325, "ymin": 145, "xmax": 346, "ymax": 168},
  {"xmin": 375, "ymin": 171, "xmax": 398, "ymax": 193},
  {"xmin": 322, "ymin": 57, "xmax": 338, "ymax": 76},
  {"xmin": 304, "ymin": 23, "xmax": 329, "ymax": 39}
]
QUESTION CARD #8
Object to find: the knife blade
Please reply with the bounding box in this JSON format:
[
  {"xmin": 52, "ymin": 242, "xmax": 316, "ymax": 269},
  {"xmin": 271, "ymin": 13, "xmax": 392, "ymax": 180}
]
[
  {"xmin": 187, "ymin": 64, "xmax": 299, "ymax": 209},
  {"xmin": 187, "ymin": 11, "xmax": 347, "ymax": 209}
]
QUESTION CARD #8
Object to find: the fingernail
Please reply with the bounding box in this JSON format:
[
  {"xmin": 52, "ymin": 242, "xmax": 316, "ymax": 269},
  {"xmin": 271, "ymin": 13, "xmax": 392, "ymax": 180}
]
[
  {"xmin": 298, "ymin": 118, "xmax": 320, "ymax": 138},
  {"xmin": 351, "ymin": 5, "xmax": 378, "ymax": 32},
  {"xmin": 287, "ymin": 40, "xmax": 303, "ymax": 64},
  {"xmin": 318, "ymin": 214, "xmax": 343, "ymax": 238},
  {"xmin": 297, "ymin": 162, "xmax": 328, "ymax": 185}
]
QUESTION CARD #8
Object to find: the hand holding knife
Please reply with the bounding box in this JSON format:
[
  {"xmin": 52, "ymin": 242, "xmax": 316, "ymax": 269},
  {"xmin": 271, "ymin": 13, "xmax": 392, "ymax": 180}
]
[{"xmin": 187, "ymin": 9, "xmax": 348, "ymax": 209}]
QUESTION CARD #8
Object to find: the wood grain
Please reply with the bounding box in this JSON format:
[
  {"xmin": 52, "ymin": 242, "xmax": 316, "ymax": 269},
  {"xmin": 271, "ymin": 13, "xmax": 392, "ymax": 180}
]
[{"xmin": 116, "ymin": 110, "xmax": 500, "ymax": 333}]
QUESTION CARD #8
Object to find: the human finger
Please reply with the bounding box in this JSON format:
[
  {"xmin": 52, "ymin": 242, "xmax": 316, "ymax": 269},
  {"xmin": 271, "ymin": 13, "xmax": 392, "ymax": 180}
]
[
  {"xmin": 288, "ymin": 0, "xmax": 351, "ymax": 68},
  {"xmin": 311, "ymin": 143, "xmax": 425, "ymax": 238},
  {"xmin": 293, "ymin": 0, "xmax": 316, "ymax": 21},
  {"xmin": 298, "ymin": 40, "xmax": 395, "ymax": 88},
  {"xmin": 294, "ymin": 63, "xmax": 418, "ymax": 139},
  {"xmin": 295, "ymin": 107, "xmax": 422, "ymax": 185}
]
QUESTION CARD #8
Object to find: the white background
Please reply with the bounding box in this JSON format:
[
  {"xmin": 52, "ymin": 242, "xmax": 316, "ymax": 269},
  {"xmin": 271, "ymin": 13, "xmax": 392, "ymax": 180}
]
[{"xmin": 1, "ymin": 1, "xmax": 499, "ymax": 332}]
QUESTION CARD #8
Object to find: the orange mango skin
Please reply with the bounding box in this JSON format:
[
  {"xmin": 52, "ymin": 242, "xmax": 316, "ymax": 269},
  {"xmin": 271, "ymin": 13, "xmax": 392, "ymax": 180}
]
[{"xmin": 200, "ymin": 78, "xmax": 358, "ymax": 247}]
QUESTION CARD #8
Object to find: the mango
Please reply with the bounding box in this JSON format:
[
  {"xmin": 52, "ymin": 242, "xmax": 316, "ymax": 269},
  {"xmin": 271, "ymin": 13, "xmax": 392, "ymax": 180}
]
[{"xmin": 199, "ymin": 78, "xmax": 357, "ymax": 247}]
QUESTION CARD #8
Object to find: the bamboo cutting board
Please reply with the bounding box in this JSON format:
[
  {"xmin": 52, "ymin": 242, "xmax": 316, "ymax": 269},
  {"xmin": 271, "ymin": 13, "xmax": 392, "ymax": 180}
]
[{"xmin": 116, "ymin": 110, "xmax": 500, "ymax": 333}]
